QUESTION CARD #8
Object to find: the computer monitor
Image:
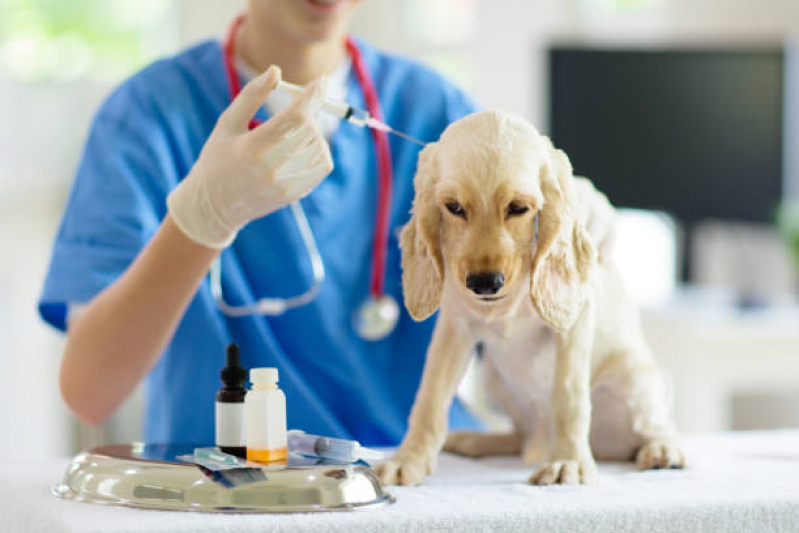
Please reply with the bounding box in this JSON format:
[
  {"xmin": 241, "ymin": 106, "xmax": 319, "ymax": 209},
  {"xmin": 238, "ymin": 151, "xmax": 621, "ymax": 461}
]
[{"xmin": 548, "ymin": 47, "xmax": 785, "ymax": 225}]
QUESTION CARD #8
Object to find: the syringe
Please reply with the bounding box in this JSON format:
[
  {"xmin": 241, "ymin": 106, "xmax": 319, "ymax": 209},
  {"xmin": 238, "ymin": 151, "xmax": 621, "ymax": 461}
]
[
  {"xmin": 287, "ymin": 430, "xmax": 385, "ymax": 463},
  {"xmin": 277, "ymin": 80, "xmax": 426, "ymax": 147}
]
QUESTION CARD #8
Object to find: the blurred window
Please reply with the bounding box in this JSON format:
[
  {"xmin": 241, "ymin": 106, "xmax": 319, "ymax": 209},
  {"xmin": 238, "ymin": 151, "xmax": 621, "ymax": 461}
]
[
  {"xmin": 403, "ymin": 0, "xmax": 477, "ymax": 90},
  {"xmin": 0, "ymin": 0, "xmax": 176, "ymax": 83}
]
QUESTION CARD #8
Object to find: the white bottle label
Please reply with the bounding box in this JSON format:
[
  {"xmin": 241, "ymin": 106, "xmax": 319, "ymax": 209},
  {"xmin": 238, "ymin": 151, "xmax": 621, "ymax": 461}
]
[
  {"xmin": 215, "ymin": 402, "xmax": 245, "ymax": 447},
  {"xmin": 245, "ymin": 389, "xmax": 287, "ymax": 450}
]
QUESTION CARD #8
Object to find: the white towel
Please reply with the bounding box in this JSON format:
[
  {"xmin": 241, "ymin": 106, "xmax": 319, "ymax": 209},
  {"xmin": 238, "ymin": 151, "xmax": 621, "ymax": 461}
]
[{"xmin": 1, "ymin": 431, "xmax": 798, "ymax": 532}]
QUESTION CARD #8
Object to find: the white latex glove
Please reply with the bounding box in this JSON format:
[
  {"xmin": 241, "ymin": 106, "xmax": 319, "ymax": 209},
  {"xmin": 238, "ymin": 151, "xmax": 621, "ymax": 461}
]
[{"xmin": 167, "ymin": 65, "xmax": 334, "ymax": 249}]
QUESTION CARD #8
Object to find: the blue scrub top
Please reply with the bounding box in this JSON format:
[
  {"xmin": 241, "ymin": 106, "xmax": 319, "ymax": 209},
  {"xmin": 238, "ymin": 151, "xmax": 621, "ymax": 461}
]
[{"xmin": 39, "ymin": 37, "xmax": 480, "ymax": 446}]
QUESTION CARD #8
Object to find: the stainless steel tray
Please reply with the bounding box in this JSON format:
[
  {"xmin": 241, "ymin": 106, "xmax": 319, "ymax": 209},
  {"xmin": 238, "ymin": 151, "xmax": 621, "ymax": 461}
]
[{"xmin": 53, "ymin": 443, "xmax": 395, "ymax": 513}]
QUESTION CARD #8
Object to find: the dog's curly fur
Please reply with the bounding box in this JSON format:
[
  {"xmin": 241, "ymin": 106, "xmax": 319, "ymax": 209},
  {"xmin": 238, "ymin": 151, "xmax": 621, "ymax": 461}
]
[{"xmin": 376, "ymin": 110, "xmax": 685, "ymax": 486}]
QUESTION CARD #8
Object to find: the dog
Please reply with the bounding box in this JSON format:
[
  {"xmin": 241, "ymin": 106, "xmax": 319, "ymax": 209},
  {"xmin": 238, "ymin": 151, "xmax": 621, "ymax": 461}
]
[{"xmin": 376, "ymin": 110, "xmax": 685, "ymax": 486}]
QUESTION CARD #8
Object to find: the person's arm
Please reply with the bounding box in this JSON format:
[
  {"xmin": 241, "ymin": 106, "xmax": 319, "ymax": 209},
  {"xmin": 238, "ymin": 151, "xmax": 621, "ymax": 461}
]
[
  {"xmin": 60, "ymin": 66, "xmax": 334, "ymax": 425},
  {"xmin": 61, "ymin": 215, "xmax": 217, "ymax": 425}
]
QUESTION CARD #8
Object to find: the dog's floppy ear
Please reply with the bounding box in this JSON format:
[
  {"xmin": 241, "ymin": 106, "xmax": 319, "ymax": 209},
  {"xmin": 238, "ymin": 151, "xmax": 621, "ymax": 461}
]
[
  {"xmin": 530, "ymin": 146, "xmax": 597, "ymax": 331},
  {"xmin": 400, "ymin": 143, "xmax": 444, "ymax": 321}
]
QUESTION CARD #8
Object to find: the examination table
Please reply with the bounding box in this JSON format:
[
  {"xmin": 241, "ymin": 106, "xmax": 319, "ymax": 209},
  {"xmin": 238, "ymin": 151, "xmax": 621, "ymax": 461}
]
[{"xmin": 2, "ymin": 431, "xmax": 797, "ymax": 532}]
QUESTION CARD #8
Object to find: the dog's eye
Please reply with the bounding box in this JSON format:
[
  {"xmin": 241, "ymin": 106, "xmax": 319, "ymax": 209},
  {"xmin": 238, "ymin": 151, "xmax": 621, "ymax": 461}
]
[
  {"xmin": 445, "ymin": 202, "xmax": 466, "ymax": 218},
  {"xmin": 507, "ymin": 202, "xmax": 529, "ymax": 217}
]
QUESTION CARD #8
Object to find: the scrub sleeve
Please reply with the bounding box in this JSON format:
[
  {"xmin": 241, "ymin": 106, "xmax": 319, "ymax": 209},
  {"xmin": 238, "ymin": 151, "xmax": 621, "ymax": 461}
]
[{"xmin": 39, "ymin": 105, "xmax": 174, "ymax": 331}]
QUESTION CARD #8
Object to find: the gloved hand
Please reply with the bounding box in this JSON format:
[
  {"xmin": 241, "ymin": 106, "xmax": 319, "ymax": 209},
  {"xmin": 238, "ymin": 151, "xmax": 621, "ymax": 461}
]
[{"xmin": 167, "ymin": 65, "xmax": 334, "ymax": 249}]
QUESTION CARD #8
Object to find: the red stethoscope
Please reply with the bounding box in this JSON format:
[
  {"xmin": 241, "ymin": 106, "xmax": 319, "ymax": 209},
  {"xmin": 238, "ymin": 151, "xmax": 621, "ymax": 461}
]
[{"xmin": 211, "ymin": 15, "xmax": 399, "ymax": 340}]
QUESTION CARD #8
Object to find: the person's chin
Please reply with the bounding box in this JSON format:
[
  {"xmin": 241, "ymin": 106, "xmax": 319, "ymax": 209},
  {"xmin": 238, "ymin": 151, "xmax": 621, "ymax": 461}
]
[
  {"xmin": 298, "ymin": 0, "xmax": 354, "ymax": 23},
  {"xmin": 286, "ymin": 0, "xmax": 353, "ymax": 43}
]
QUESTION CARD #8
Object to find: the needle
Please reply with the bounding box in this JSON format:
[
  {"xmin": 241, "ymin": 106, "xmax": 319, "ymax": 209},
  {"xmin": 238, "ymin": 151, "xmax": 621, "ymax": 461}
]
[
  {"xmin": 384, "ymin": 127, "xmax": 427, "ymax": 147},
  {"xmin": 365, "ymin": 117, "xmax": 428, "ymax": 147},
  {"xmin": 276, "ymin": 80, "xmax": 429, "ymax": 147}
]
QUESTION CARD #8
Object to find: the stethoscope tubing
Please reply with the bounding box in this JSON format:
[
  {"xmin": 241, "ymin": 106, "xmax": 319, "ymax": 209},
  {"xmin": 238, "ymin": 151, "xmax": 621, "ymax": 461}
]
[
  {"xmin": 212, "ymin": 15, "xmax": 394, "ymax": 321},
  {"xmin": 210, "ymin": 201, "xmax": 324, "ymax": 316}
]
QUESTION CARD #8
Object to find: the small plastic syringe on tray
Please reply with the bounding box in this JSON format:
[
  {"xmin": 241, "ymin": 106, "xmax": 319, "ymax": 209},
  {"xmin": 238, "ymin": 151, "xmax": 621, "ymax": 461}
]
[{"xmin": 288, "ymin": 430, "xmax": 385, "ymax": 464}]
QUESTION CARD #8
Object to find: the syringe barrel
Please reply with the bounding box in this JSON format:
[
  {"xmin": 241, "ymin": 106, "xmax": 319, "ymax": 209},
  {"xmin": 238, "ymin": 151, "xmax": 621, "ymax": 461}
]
[
  {"xmin": 287, "ymin": 432, "xmax": 319, "ymax": 457},
  {"xmin": 287, "ymin": 431, "xmax": 360, "ymax": 462},
  {"xmin": 315, "ymin": 437, "xmax": 360, "ymax": 462},
  {"xmin": 276, "ymin": 80, "xmax": 352, "ymax": 120}
]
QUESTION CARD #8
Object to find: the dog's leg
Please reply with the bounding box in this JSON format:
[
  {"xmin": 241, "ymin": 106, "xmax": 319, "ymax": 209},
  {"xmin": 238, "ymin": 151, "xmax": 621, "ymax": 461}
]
[
  {"xmin": 522, "ymin": 403, "xmax": 552, "ymax": 464},
  {"xmin": 625, "ymin": 356, "xmax": 685, "ymax": 470},
  {"xmin": 443, "ymin": 430, "xmax": 523, "ymax": 458},
  {"xmin": 375, "ymin": 313, "xmax": 475, "ymax": 486},
  {"xmin": 591, "ymin": 348, "xmax": 685, "ymax": 469},
  {"xmin": 530, "ymin": 302, "xmax": 597, "ymax": 485}
]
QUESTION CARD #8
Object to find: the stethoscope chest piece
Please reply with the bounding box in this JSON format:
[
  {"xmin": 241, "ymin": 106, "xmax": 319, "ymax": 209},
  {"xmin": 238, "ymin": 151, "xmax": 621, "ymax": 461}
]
[{"xmin": 353, "ymin": 295, "xmax": 400, "ymax": 341}]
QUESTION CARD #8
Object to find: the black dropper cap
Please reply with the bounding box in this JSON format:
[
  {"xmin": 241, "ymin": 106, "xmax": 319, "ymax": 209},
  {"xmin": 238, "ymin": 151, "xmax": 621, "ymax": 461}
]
[{"xmin": 221, "ymin": 343, "xmax": 246, "ymax": 389}]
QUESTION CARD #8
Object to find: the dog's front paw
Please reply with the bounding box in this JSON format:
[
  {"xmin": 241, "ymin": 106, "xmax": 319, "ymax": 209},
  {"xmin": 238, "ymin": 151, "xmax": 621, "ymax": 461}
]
[
  {"xmin": 636, "ymin": 439, "xmax": 685, "ymax": 470},
  {"xmin": 529, "ymin": 458, "xmax": 597, "ymax": 485},
  {"xmin": 375, "ymin": 448, "xmax": 437, "ymax": 486}
]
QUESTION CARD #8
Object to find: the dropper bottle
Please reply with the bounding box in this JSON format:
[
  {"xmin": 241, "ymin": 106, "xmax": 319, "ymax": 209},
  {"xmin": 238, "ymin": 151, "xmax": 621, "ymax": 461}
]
[{"xmin": 215, "ymin": 343, "xmax": 247, "ymax": 458}]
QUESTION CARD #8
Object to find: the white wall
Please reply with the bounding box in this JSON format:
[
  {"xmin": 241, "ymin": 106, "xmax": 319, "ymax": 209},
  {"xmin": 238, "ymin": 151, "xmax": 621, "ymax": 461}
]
[
  {"xmin": 351, "ymin": 0, "xmax": 799, "ymax": 129},
  {"xmin": 176, "ymin": 0, "xmax": 245, "ymax": 46},
  {"xmin": 0, "ymin": 80, "xmax": 123, "ymax": 460},
  {"xmin": 350, "ymin": 0, "xmax": 576, "ymax": 128},
  {"xmin": 0, "ymin": 204, "xmax": 72, "ymax": 460},
  {"xmin": 671, "ymin": 0, "xmax": 799, "ymax": 37}
]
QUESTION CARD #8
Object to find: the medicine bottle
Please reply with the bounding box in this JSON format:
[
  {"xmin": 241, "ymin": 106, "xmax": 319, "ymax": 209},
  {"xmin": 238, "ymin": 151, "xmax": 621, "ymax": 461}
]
[
  {"xmin": 245, "ymin": 368, "xmax": 287, "ymax": 463},
  {"xmin": 215, "ymin": 343, "xmax": 247, "ymax": 458}
]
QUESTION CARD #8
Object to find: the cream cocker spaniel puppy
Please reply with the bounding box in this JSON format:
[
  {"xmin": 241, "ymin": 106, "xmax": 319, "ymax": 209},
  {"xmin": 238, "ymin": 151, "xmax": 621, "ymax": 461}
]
[{"xmin": 376, "ymin": 110, "xmax": 685, "ymax": 486}]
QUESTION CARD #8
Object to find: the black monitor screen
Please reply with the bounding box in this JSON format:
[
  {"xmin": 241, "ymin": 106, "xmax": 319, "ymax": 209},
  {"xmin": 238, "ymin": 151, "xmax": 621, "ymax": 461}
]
[{"xmin": 548, "ymin": 47, "xmax": 784, "ymax": 223}]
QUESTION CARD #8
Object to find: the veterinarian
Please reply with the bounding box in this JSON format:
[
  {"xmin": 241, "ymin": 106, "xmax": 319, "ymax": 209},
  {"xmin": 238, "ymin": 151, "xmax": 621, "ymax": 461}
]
[{"xmin": 38, "ymin": 0, "xmax": 478, "ymax": 446}]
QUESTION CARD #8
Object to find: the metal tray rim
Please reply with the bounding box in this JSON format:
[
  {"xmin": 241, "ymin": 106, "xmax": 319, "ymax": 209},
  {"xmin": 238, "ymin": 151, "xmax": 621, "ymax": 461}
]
[
  {"xmin": 52, "ymin": 483, "xmax": 396, "ymax": 514},
  {"xmin": 53, "ymin": 443, "xmax": 396, "ymax": 514}
]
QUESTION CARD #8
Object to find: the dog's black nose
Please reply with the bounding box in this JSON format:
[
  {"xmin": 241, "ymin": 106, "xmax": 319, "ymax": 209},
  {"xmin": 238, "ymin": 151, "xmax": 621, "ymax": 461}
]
[{"xmin": 466, "ymin": 272, "xmax": 505, "ymax": 295}]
